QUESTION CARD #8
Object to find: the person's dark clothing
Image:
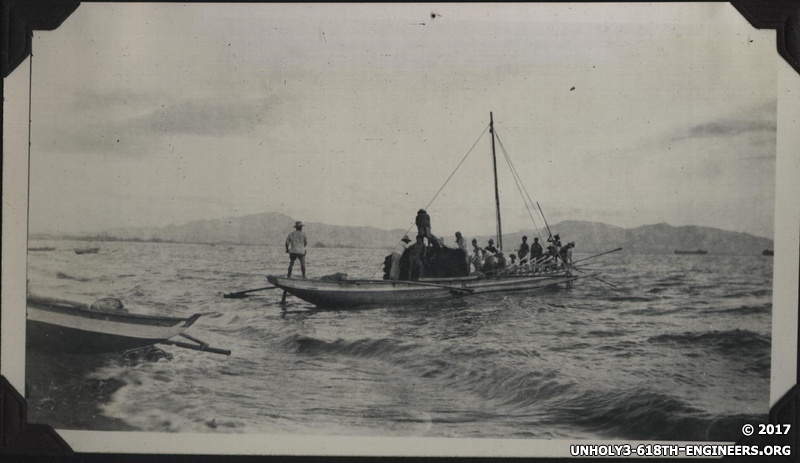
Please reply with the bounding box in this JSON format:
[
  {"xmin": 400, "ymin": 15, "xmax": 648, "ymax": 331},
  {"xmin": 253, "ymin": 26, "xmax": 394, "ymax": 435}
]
[
  {"xmin": 407, "ymin": 242, "xmax": 426, "ymax": 280},
  {"xmin": 518, "ymin": 242, "xmax": 529, "ymax": 261},
  {"xmin": 531, "ymin": 241, "xmax": 544, "ymax": 259}
]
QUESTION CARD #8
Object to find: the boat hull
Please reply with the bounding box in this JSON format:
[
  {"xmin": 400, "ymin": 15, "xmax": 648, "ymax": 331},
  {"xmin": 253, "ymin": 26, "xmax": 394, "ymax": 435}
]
[
  {"xmin": 26, "ymin": 297, "xmax": 200, "ymax": 354},
  {"xmin": 267, "ymin": 272, "xmax": 579, "ymax": 309},
  {"xmin": 266, "ymin": 276, "xmax": 456, "ymax": 308}
]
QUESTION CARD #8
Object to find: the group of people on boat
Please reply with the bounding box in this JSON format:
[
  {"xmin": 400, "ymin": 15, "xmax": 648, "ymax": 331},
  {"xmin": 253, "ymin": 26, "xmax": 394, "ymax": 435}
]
[
  {"xmin": 389, "ymin": 234, "xmax": 426, "ymax": 280},
  {"xmin": 467, "ymin": 234, "xmax": 574, "ymax": 276},
  {"xmin": 387, "ymin": 209, "xmax": 576, "ymax": 280},
  {"xmin": 284, "ymin": 211, "xmax": 576, "ymax": 282}
]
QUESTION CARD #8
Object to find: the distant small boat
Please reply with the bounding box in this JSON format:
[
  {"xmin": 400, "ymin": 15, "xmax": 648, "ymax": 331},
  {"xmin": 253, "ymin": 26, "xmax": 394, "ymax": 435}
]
[
  {"xmin": 674, "ymin": 250, "xmax": 708, "ymax": 255},
  {"xmin": 28, "ymin": 247, "xmax": 55, "ymax": 252},
  {"xmin": 74, "ymin": 247, "xmax": 100, "ymax": 254},
  {"xmin": 762, "ymin": 249, "xmax": 774, "ymax": 256}
]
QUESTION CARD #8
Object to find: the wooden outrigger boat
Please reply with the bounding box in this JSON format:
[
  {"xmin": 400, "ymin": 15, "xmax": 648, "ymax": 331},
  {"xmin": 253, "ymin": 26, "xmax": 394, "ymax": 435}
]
[
  {"xmin": 266, "ymin": 276, "xmax": 461, "ymax": 308},
  {"xmin": 27, "ymin": 296, "xmax": 229, "ymax": 355},
  {"xmin": 262, "ymin": 113, "xmax": 610, "ymax": 309},
  {"xmin": 267, "ymin": 271, "xmax": 584, "ymax": 309}
]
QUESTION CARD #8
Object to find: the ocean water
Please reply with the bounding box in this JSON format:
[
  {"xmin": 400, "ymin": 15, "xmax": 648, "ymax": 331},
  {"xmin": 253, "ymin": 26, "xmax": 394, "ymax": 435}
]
[{"xmin": 24, "ymin": 240, "xmax": 772, "ymax": 440}]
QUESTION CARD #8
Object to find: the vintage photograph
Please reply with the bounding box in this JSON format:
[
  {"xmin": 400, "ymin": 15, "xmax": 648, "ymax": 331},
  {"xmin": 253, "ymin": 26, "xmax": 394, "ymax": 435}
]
[{"xmin": 3, "ymin": 2, "xmax": 797, "ymax": 458}]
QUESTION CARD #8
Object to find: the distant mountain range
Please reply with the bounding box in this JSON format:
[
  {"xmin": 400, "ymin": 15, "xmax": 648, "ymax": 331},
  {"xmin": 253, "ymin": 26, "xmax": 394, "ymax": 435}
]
[
  {"xmin": 492, "ymin": 221, "xmax": 773, "ymax": 256},
  {"xmin": 35, "ymin": 212, "xmax": 773, "ymax": 255},
  {"xmin": 103, "ymin": 212, "xmax": 409, "ymax": 249}
]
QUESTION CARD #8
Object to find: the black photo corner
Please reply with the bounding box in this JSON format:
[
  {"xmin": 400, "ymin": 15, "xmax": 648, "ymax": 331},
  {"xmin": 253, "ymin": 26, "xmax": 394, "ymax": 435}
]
[{"xmin": 1, "ymin": 1, "xmax": 798, "ymax": 462}]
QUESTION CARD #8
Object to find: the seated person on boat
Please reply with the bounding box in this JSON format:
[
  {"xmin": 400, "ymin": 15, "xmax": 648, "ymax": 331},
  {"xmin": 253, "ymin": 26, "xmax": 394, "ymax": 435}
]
[{"xmin": 384, "ymin": 233, "xmax": 471, "ymax": 281}]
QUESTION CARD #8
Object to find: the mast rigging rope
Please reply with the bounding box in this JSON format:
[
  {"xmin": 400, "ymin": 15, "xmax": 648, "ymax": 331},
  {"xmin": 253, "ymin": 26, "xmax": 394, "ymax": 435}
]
[
  {"xmin": 368, "ymin": 124, "xmax": 491, "ymax": 279},
  {"xmin": 493, "ymin": 129, "xmax": 546, "ymax": 244}
]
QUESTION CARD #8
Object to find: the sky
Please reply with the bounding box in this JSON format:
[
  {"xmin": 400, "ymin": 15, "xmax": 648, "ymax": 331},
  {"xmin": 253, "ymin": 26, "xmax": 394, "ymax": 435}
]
[{"xmin": 19, "ymin": 3, "xmax": 778, "ymax": 239}]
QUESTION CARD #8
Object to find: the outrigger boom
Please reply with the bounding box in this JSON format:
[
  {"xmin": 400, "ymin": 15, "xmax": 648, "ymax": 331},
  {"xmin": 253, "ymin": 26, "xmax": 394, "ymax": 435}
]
[{"xmin": 161, "ymin": 333, "xmax": 231, "ymax": 356}]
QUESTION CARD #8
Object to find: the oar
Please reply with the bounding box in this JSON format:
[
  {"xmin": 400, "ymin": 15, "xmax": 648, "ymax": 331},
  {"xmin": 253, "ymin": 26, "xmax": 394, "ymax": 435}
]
[
  {"xmin": 161, "ymin": 340, "xmax": 231, "ymax": 355},
  {"xmin": 223, "ymin": 286, "xmax": 279, "ymax": 299},
  {"xmin": 536, "ymin": 202, "xmax": 554, "ymax": 240},
  {"xmin": 160, "ymin": 333, "xmax": 231, "ymax": 356},
  {"xmin": 572, "ymin": 267, "xmax": 618, "ymax": 288},
  {"xmin": 519, "ymin": 255, "xmax": 557, "ymax": 273},
  {"xmin": 572, "ymin": 247, "xmax": 623, "ymax": 265}
]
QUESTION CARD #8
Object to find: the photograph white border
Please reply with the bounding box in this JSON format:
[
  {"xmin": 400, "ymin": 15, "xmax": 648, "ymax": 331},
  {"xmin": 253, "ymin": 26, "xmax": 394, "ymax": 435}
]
[{"xmin": 2, "ymin": 3, "xmax": 798, "ymax": 457}]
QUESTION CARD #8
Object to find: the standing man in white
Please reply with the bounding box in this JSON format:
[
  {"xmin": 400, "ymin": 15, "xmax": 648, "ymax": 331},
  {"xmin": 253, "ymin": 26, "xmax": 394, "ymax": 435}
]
[{"xmin": 285, "ymin": 221, "xmax": 308, "ymax": 279}]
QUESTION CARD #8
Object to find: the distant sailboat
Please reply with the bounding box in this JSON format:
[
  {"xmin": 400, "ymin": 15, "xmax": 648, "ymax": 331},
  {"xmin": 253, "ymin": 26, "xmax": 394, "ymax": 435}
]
[{"xmin": 74, "ymin": 247, "xmax": 100, "ymax": 254}]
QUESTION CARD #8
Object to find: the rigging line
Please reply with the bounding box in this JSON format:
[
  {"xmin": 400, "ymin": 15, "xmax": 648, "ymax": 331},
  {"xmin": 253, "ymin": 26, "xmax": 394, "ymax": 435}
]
[
  {"xmin": 497, "ymin": 137, "xmax": 539, "ymax": 236},
  {"xmin": 495, "ymin": 132, "xmax": 545, "ymax": 230},
  {"xmin": 500, "ymin": 144, "xmax": 538, "ymax": 228},
  {"xmin": 492, "ymin": 132, "xmax": 537, "ymax": 241},
  {"xmin": 495, "ymin": 136, "xmax": 547, "ymax": 249},
  {"xmin": 369, "ymin": 123, "xmax": 490, "ymax": 279},
  {"xmin": 494, "ymin": 131, "xmax": 540, "ymax": 223},
  {"xmin": 423, "ymin": 124, "xmax": 490, "ymax": 211},
  {"xmin": 537, "ymin": 201, "xmax": 554, "ymax": 240},
  {"xmin": 493, "ymin": 130, "xmax": 545, "ymax": 242},
  {"xmin": 496, "ymin": 134, "xmax": 548, "ymax": 244}
]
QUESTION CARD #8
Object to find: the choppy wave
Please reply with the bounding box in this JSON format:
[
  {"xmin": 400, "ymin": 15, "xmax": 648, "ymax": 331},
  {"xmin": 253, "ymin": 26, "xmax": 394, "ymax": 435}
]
[
  {"xmin": 647, "ymin": 329, "xmax": 770, "ymax": 356},
  {"xmin": 722, "ymin": 289, "xmax": 772, "ymax": 299},
  {"xmin": 547, "ymin": 389, "xmax": 764, "ymax": 441},
  {"xmin": 705, "ymin": 304, "xmax": 771, "ymax": 316},
  {"xmin": 607, "ymin": 296, "xmax": 654, "ymax": 302},
  {"xmin": 282, "ymin": 334, "xmax": 418, "ymax": 359}
]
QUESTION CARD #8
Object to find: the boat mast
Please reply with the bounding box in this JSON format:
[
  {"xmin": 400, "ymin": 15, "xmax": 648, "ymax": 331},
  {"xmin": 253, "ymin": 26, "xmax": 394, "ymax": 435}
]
[{"xmin": 490, "ymin": 112, "xmax": 503, "ymax": 251}]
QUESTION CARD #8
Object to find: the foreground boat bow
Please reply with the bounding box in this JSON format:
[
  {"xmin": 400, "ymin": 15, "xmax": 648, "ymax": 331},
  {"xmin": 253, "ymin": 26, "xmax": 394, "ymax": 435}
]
[{"xmin": 26, "ymin": 296, "xmax": 227, "ymax": 355}]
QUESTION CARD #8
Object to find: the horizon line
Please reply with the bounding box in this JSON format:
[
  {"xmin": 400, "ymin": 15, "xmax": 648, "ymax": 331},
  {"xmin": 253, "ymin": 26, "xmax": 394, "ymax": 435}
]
[{"xmin": 29, "ymin": 215, "xmax": 775, "ymax": 242}]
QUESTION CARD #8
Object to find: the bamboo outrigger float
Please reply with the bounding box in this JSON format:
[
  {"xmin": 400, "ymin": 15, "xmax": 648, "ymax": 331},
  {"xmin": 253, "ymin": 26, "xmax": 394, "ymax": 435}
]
[{"xmin": 262, "ymin": 113, "xmax": 604, "ymax": 309}]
